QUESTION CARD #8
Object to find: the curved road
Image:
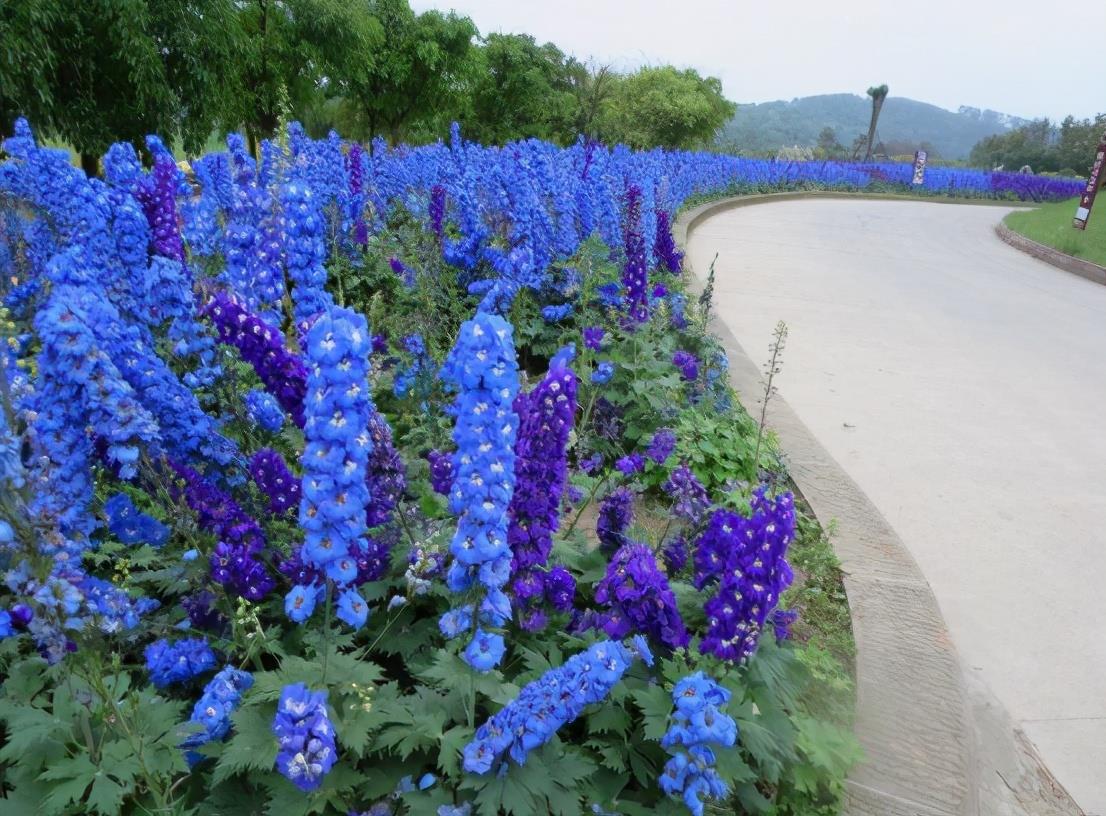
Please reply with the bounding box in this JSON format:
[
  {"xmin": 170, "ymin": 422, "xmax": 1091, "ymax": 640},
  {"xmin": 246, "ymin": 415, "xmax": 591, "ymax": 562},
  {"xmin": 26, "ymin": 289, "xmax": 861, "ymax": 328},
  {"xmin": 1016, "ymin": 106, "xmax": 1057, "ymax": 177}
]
[{"xmin": 687, "ymin": 199, "xmax": 1106, "ymax": 815}]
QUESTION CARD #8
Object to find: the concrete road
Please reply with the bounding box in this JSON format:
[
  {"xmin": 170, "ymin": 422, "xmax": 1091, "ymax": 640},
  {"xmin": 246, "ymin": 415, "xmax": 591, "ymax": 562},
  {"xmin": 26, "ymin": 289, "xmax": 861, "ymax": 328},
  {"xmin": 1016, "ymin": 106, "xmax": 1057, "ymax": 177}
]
[{"xmin": 687, "ymin": 199, "xmax": 1106, "ymax": 815}]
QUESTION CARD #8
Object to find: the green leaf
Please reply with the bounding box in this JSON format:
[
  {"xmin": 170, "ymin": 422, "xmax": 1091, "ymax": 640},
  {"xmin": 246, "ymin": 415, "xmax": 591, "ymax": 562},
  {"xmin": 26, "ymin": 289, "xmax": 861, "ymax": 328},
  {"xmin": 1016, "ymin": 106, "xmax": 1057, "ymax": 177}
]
[
  {"xmin": 437, "ymin": 724, "xmax": 472, "ymax": 779},
  {"xmin": 0, "ymin": 698, "xmax": 69, "ymax": 766},
  {"xmin": 213, "ymin": 704, "xmax": 279, "ymax": 785},
  {"xmin": 587, "ymin": 704, "xmax": 632, "ymax": 738},
  {"xmin": 38, "ymin": 754, "xmax": 96, "ymax": 815},
  {"xmin": 630, "ymin": 685, "xmax": 672, "ymax": 740}
]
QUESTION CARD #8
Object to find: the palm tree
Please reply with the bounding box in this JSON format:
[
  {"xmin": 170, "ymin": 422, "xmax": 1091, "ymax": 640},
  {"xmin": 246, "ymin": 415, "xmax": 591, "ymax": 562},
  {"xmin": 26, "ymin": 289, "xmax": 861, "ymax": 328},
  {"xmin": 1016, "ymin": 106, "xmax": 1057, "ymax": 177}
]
[{"xmin": 864, "ymin": 84, "xmax": 889, "ymax": 161}]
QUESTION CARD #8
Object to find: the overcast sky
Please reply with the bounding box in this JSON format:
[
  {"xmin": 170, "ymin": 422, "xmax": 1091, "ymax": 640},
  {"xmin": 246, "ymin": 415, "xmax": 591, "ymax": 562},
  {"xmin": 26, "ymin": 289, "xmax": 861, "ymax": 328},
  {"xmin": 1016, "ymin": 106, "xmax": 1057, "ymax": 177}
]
[{"xmin": 411, "ymin": 0, "xmax": 1105, "ymax": 121}]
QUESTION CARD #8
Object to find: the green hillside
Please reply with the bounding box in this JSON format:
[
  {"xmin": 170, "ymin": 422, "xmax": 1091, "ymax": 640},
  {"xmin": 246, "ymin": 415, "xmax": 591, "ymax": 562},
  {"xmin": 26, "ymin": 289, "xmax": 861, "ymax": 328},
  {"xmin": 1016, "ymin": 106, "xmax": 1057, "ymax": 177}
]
[{"xmin": 721, "ymin": 93, "xmax": 1029, "ymax": 159}]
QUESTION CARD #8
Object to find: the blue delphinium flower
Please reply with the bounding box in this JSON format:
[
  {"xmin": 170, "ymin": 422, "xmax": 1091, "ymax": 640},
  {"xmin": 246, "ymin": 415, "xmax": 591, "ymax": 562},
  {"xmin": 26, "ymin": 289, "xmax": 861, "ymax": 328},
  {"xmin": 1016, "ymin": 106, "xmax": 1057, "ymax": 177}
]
[
  {"xmin": 144, "ymin": 638, "xmax": 217, "ymax": 687},
  {"xmin": 462, "ymin": 628, "xmax": 506, "ymax": 672},
  {"xmin": 336, "ymin": 587, "xmax": 370, "ymax": 630},
  {"xmin": 462, "ymin": 639, "xmax": 648, "ymax": 773},
  {"xmin": 582, "ymin": 326, "xmax": 605, "ymax": 351},
  {"xmin": 245, "ymin": 389, "xmax": 286, "ymax": 433},
  {"xmin": 438, "ymin": 311, "xmax": 520, "ymax": 671},
  {"xmin": 591, "ymin": 361, "xmax": 614, "ymax": 385},
  {"xmin": 103, "ymin": 493, "xmax": 169, "ymax": 547},
  {"xmin": 181, "ymin": 666, "xmax": 254, "ymax": 766},
  {"xmin": 281, "ymin": 182, "xmax": 334, "ymax": 328},
  {"xmin": 541, "ymin": 304, "xmax": 573, "ymax": 323},
  {"xmin": 393, "ymin": 334, "xmax": 430, "ymax": 399},
  {"xmin": 0, "ymin": 610, "xmax": 13, "ymax": 639},
  {"xmin": 273, "ymin": 683, "xmax": 338, "ymax": 792},
  {"xmin": 285, "ymin": 584, "xmax": 319, "ymax": 623},
  {"xmin": 79, "ymin": 576, "xmax": 156, "ymax": 634},
  {"xmin": 659, "ymin": 672, "xmax": 736, "ymax": 816},
  {"xmin": 292, "ymin": 306, "xmax": 375, "ymax": 622}
]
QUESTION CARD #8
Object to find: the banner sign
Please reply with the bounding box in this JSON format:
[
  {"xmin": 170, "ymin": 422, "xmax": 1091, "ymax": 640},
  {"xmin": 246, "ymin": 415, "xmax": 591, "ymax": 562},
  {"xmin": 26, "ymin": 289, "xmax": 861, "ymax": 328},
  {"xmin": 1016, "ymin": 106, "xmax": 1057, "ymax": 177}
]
[
  {"xmin": 1073, "ymin": 129, "xmax": 1106, "ymax": 230},
  {"xmin": 911, "ymin": 150, "xmax": 927, "ymax": 185}
]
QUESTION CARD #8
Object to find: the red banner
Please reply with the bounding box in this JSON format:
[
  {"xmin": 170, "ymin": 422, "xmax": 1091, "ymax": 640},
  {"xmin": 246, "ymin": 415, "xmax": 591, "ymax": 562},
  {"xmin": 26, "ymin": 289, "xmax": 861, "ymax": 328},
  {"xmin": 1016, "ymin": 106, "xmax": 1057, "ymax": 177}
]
[{"xmin": 1073, "ymin": 128, "xmax": 1106, "ymax": 230}]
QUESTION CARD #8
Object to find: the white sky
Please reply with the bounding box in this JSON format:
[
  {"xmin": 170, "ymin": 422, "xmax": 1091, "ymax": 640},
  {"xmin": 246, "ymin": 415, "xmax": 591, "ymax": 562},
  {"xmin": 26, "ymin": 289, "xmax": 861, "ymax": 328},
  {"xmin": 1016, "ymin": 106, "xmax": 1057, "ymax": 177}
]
[{"xmin": 411, "ymin": 0, "xmax": 1106, "ymax": 121}]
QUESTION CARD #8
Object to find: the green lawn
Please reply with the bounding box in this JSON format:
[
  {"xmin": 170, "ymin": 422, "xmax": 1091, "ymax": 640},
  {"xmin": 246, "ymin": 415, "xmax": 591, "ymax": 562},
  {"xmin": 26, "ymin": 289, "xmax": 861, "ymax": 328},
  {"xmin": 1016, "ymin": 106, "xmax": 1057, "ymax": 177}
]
[{"xmin": 1004, "ymin": 197, "xmax": 1106, "ymax": 267}]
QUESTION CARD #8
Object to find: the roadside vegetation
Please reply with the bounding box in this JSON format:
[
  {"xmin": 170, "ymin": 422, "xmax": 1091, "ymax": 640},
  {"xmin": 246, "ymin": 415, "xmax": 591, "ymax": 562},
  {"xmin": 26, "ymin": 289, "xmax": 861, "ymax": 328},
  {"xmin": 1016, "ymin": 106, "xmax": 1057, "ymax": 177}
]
[{"xmin": 1005, "ymin": 199, "xmax": 1106, "ymax": 267}]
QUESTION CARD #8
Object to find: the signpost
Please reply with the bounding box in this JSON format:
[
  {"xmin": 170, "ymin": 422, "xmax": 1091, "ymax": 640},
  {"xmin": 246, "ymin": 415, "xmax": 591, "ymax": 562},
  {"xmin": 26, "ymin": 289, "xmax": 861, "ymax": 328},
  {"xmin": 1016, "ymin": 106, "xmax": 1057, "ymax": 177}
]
[
  {"xmin": 1073, "ymin": 128, "xmax": 1106, "ymax": 230},
  {"xmin": 911, "ymin": 150, "xmax": 927, "ymax": 185}
]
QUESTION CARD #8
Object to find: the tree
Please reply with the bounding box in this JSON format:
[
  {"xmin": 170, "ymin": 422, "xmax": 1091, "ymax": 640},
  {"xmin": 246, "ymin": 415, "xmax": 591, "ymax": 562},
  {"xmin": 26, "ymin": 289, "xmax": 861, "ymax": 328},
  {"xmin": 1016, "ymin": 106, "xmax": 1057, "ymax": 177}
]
[
  {"xmin": 815, "ymin": 126, "xmax": 844, "ymax": 157},
  {"xmin": 334, "ymin": 0, "xmax": 476, "ymax": 143},
  {"xmin": 863, "ymin": 84, "xmax": 889, "ymax": 161},
  {"xmin": 227, "ymin": 0, "xmax": 382, "ymax": 151},
  {"xmin": 1, "ymin": 0, "xmax": 243, "ymax": 173},
  {"xmin": 462, "ymin": 33, "xmax": 577, "ymax": 145},
  {"xmin": 598, "ymin": 66, "xmax": 735, "ymax": 150},
  {"xmin": 565, "ymin": 60, "xmax": 616, "ymax": 140}
]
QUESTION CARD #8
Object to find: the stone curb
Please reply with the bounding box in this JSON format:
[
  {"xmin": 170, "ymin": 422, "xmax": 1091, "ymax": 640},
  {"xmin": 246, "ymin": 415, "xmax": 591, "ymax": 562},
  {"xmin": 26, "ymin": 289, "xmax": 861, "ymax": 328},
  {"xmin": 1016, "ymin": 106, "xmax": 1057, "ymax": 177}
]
[
  {"xmin": 673, "ymin": 193, "xmax": 1083, "ymax": 816},
  {"xmin": 994, "ymin": 222, "xmax": 1106, "ymax": 287}
]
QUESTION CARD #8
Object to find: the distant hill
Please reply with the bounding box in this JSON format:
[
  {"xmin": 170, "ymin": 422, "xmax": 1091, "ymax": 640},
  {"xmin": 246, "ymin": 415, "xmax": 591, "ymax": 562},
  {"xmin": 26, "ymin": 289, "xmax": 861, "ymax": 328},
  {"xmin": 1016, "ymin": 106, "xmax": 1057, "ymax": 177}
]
[{"xmin": 720, "ymin": 94, "xmax": 1031, "ymax": 160}]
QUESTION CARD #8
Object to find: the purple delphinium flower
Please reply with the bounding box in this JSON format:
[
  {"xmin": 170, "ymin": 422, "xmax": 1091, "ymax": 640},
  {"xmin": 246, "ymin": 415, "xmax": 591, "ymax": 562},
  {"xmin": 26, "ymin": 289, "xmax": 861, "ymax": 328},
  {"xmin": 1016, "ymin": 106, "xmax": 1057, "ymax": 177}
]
[
  {"xmin": 582, "ymin": 326, "xmax": 605, "ymax": 351},
  {"xmin": 203, "ymin": 292, "xmax": 307, "ymax": 427},
  {"xmin": 653, "ymin": 209, "xmax": 683, "ymax": 274},
  {"xmin": 273, "ymin": 683, "xmax": 338, "ymax": 792},
  {"xmin": 429, "ymin": 184, "xmax": 446, "ymax": 239},
  {"xmin": 621, "ymin": 184, "xmax": 649, "ymax": 324},
  {"xmin": 662, "ymin": 535, "xmax": 689, "ymax": 574},
  {"xmin": 615, "ymin": 453, "xmax": 645, "ymax": 476},
  {"xmin": 593, "ymin": 541, "xmax": 689, "ymax": 650},
  {"xmin": 647, "ymin": 429, "xmax": 677, "ymax": 464},
  {"xmin": 772, "ymin": 608, "xmax": 798, "ymax": 642},
  {"xmin": 673, "ymin": 350, "xmax": 699, "ymax": 382},
  {"xmin": 596, "ymin": 487, "xmax": 634, "ymax": 551},
  {"xmin": 696, "ymin": 489, "xmax": 796, "ymax": 663},
  {"xmin": 664, "ymin": 464, "xmax": 711, "ymax": 525},
  {"xmin": 170, "ymin": 461, "xmax": 275, "ymax": 601},
  {"xmin": 249, "ymin": 449, "xmax": 301, "ymax": 517},
  {"xmin": 507, "ymin": 347, "xmax": 577, "ymax": 629},
  {"xmin": 389, "ymin": 257, "xmax": 416, "ymax": 288},
  {"xmin": 427, "ymin": 449, "xmax": 454, "ymax": 495},
  {"xmin": 591, "ymin": 397, "xmax": 623, "ymax": 441},
  {"xmin": 365, "ymin": 412, "xmax": 405, "ymax": 528}
]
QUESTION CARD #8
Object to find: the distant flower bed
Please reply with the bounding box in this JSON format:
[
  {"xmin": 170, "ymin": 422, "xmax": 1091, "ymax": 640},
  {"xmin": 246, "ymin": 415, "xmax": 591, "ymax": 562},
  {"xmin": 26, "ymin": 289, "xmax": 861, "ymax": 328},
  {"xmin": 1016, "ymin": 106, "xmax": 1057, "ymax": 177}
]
[{"xmin": 0, "ymin": 120, "xmax": 878, "ymax": 816}]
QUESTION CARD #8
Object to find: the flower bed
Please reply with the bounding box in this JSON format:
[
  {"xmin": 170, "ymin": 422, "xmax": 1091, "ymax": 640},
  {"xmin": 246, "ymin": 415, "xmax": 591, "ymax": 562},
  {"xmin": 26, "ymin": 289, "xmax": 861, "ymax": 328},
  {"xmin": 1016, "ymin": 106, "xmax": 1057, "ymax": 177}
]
[{"xmin": 0, "ymin": 121, "xmax": 1066, "ymax": 815}]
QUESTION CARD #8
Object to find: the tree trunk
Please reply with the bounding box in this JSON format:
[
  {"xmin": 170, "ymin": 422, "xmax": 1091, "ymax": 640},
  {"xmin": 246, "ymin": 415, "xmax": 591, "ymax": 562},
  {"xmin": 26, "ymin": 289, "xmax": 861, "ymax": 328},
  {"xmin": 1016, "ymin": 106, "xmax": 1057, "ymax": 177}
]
[
  {"xmin": 864, "ymin": 98, "xmax": 885, "ymax": 161},
  {"xmin": 80, "ymin": 152, "xmax": 100, "ymax": 178}
]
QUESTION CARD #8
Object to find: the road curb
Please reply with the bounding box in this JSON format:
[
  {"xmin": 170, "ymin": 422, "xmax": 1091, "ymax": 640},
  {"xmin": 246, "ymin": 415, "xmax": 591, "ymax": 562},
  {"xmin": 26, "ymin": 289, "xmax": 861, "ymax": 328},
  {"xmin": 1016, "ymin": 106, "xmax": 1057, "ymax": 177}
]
[
  {"xmin": 994, "ymin": 222, "xmax": 1106, "ymax": 287},
  {"xmin": 674, "ymin": 194, "xmax": 1083, "ymax": 816}
]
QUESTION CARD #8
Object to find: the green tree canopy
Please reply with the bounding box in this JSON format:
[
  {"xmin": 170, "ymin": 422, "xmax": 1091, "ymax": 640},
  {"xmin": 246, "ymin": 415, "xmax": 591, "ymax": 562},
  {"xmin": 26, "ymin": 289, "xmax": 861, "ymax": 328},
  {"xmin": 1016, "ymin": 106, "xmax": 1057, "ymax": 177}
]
[
  {"xmin": 461, "ymin": 33, "xmax": 577, "ymax": 145},
  {"xmin": 1, "ymin": 0, "xmax": 243, "ymax": 172},
  {"xmin": 598, "ymin": 66, "xmax": 735, "ymax": 150},
  {"xmin": 325, "ymin": 0, "xmax": 477, "ymax": 143}
]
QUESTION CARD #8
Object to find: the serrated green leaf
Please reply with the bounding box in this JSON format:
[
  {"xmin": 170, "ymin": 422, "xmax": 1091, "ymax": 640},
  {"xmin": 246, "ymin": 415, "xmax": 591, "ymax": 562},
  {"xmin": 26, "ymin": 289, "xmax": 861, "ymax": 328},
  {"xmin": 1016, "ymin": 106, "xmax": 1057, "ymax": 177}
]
[
  {"xmin": 630, "ymin": 685, "xmax": 671, "ymax": 740},
  {"xmin": 587, "ymin": 703, "xmax": 632, "ymax": 738},
  {"xmin": 213, "ymin": 704, "xmax": 279, "ymax": 785},
  {"xmin": 437, "ymin": 724, "xmax": 472, "ymax": 779}
]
